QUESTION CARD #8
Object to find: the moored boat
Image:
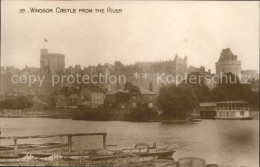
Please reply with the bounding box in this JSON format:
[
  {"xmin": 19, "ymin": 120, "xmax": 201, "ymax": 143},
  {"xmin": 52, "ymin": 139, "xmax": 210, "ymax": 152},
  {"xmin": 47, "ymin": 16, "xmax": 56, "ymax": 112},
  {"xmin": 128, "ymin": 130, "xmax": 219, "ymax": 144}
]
[
  {"xmin": 106, "ymin": 143, "xmax": 175, "ymax": 159},
  {"xmin": 0, "ymin": 153, "xmax": 32, "ymax": 163},
  {"xmin": 122, "ymin": 143, "xmax": 175, "ymax": 159},
  {"xmin": 31, "ymin": 152, "xmax": 61, "ymax": 161},
  {"xmin": 61, "ymin": 152, "xmax": 91, "ymax": 160},
  {"xmin": 85, "ymin": 154, "xmax": 157, "ymax": 167},
  {"xmin": 215, "ymin": 101, "xmax": 253, "ymax": 120}
]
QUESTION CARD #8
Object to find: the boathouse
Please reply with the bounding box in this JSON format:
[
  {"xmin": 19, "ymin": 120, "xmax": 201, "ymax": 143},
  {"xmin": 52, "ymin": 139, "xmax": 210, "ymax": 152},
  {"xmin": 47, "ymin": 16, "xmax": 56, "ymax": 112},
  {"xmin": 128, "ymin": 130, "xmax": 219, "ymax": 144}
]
[
  {"xmin": 199, "ymin": 103, "xmax": 216, "ymax": 119},
  {"xmin": 215, "ymin": 101, "xmax": 252, "ymax": 120}
]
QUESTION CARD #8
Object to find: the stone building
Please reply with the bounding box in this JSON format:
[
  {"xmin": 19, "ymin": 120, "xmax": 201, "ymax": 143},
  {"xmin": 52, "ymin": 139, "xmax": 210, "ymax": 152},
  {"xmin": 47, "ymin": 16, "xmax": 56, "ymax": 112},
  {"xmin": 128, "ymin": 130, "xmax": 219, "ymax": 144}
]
[
  {"xmin": 215, "ymin": 48, "xmax": 241, "ymax": 76},
  {"xmin": 77, "ymin": 87, "xmax": 106, "ymax": 108},
  {"xmin": 65, "ymin": 66, "xmax": 75, "ymax": 75},
  {"xmin": 129, "ymin": 89, "xmax": 157, "ymax": 109},
  {"xmin": 83, "ymin": 66, "xmax": 97, "ymax": 76},
  {"xmin": 187, "ymin": 65, "xmax": 210, "ymax": 75},
  {"xmin": 74, "ymin": 65, "xmax": 82, "ymax": 75},
  {"xmin": 40, "ymin": 49, "xmax": 65, "ymax": 75},
  {"xmin": 104, "ymin": 89, "xmax": 157, "ymax": 110},
  {"xmin": 134, "ymin": 55, "xmax": 188, "ymax": 75}
]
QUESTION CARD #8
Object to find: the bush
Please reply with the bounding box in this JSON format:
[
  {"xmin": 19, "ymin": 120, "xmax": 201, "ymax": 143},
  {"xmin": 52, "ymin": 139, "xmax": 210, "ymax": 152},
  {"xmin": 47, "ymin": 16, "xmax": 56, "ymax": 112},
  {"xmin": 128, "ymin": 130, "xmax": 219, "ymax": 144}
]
[
  {"xmin": 125, "ymin": 104, "xmax": 157, "ymax": 122},
  {"xmin": 1, "ymin": 96, "xmax": 33, "ymax": 109},
  {"xmin": 157, "ymin": 84, "xmax": 198, "ymax": 120}
]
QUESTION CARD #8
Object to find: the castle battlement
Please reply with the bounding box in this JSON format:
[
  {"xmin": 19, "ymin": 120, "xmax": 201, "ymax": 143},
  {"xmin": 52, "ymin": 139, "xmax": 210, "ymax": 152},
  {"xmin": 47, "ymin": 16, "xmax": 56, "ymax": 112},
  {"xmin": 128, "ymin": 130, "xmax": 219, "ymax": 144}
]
[{"xmin": 128, "ymin": 55, "xmax": 188, "ymax": 74}]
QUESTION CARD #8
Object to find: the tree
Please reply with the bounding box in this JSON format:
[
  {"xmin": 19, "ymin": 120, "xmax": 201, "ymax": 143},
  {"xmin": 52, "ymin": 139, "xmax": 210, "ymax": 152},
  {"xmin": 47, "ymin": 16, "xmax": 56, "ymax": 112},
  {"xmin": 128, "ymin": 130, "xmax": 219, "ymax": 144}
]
[
  {"xmin": 116, "ymin": 83, "xmax": 122, "ymax": 90},
  {"xmin": 157, "ymin": 84, "xmax": 198, "ymax": 120},
  {"xmin": 185, "ymin": 72, "xmax": 213, "ymax": 102},
  {"xmin": 250, "ymin": 92, "xmax": 259, "ymax": 110},
  {"xmin": 125, "ymin": 103, "xmax": 157, "ymax": 122},
  {"xmin": 1, "ymin": 96, "xmax": 33, "ymax": 109},
  {"xmin": 124, "ymin": 82, "xmax": 141, "ymax": 95},
  {"xmin": 149, "ymin": 82, "xmax": 153, "ymax": 92},
  {"xmin": 114, "ymin": 92, "xmax": 130, "ymax": 108},
  {"xmin": 212, "ymin": 73, "xmax": 253, "ymax": 102}
]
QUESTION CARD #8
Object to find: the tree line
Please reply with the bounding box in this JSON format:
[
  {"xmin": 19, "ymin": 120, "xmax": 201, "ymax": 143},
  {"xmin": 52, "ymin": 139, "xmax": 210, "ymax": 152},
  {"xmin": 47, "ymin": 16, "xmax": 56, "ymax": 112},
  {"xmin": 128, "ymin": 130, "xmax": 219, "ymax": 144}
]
[{"xmin": 157, "ymin": 72, "xmax": 259, "ymax": 120}]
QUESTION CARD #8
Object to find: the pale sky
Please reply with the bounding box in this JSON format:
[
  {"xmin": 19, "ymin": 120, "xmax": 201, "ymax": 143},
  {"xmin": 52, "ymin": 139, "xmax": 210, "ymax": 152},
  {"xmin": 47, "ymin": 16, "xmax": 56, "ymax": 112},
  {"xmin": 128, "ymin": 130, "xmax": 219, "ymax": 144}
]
[{"xmin": 1, "ymin": 1, "xmax": 259, "ymax": 73}]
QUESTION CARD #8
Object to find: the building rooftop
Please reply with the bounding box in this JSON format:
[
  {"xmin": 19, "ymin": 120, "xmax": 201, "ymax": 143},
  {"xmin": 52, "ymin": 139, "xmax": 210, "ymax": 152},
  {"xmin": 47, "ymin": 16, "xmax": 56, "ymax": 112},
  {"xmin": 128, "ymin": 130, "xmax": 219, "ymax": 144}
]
[
  {"xmin": 140, "ymin": 89, "xmax": 156, "ymax": 95},
  {"xmin": 68, "ymin": 94, "xmax": 78, "ymax": 99},
  {"xmin": 218, "ymin": 48, "xmax": 238, "ymax": 62},
  {"xmin": 85, "ymin": 87, "xmax": 105, "ymax": 93},
  {"xmin": 106, "ymin": 89, "xmax": 129, "ymax": 95}
]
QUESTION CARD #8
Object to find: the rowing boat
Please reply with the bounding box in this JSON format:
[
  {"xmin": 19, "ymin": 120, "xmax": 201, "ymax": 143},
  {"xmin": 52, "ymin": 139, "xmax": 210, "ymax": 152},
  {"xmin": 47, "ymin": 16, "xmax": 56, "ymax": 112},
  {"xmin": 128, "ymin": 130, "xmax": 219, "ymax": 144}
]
[
  {"xmin": 108, "ymin": 143, "xmax": 175, "ymax": 159},
  {"xmin": 0, "ymin": 154, "xmax": 32, "ymax": 163}
]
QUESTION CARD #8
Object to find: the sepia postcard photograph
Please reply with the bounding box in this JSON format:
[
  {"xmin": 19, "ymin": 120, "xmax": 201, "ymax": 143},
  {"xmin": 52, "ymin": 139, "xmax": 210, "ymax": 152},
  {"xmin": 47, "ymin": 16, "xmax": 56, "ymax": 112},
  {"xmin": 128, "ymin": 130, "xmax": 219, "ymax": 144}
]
[{"xmin": 0, "ymin": 1, "xmax": 259, "ymax": 167}]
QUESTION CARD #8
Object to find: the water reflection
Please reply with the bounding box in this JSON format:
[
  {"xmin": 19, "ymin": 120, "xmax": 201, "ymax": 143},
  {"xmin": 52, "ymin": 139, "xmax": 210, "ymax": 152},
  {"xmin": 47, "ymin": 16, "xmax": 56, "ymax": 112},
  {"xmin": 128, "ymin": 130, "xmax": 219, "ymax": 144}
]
[{"xmin": 0, "ymin": 118, "xmax": 258, "ymax": 166}]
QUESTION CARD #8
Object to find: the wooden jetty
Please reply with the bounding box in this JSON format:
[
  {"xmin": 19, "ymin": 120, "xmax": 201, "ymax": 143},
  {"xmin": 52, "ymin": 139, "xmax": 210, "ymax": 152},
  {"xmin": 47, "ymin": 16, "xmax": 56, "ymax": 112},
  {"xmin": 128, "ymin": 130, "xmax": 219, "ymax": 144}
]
[{"xmin": 0, "ymin": 133, "xmax": 107, "ymax": 155}]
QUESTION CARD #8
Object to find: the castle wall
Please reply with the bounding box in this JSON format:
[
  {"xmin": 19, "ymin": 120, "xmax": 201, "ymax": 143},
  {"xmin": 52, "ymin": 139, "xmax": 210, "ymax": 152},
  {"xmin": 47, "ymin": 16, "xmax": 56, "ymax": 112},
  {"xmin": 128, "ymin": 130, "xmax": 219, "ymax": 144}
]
[
  {"xmin": 216, "ymin": 60, "xmax": 241, "ymax": 76},
  {"xmin": 135, "ymin": 56, "xmax": 187, "ymax": 75}
]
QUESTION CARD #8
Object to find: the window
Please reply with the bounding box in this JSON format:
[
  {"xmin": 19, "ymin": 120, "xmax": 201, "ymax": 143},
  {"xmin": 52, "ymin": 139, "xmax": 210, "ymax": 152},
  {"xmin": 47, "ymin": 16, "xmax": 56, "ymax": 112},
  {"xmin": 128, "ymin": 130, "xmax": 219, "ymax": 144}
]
[
  {"xmin": 132, "ymin": 96, "xmax": 136, "ymax": 100},
  {"xmin": 133, "ymin": 103, "xmax": 136, "ymax": 108}
]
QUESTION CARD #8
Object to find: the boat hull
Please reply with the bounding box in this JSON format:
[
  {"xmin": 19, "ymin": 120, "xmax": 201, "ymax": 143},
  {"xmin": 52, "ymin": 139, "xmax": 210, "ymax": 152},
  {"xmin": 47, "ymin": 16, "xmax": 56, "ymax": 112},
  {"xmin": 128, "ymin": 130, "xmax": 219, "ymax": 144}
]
[
  {"xmin": 215, "ymin": 117, "xmax": 253, "ymax": 120},
  {"xmin": 134, "ymin": 150, "xmax": 175, "ymax": 159},
  {"xmin": 0, "ymin": 154, "xmax": 30, "ymax": 163}
]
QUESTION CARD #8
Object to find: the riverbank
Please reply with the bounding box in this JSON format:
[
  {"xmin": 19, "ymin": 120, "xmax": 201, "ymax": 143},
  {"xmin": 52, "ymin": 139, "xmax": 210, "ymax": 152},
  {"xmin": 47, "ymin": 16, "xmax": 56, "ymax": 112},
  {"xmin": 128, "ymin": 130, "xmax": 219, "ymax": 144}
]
[{"xmin": 1, "ymin": 109, "xmax": 259, "ymax": 121}]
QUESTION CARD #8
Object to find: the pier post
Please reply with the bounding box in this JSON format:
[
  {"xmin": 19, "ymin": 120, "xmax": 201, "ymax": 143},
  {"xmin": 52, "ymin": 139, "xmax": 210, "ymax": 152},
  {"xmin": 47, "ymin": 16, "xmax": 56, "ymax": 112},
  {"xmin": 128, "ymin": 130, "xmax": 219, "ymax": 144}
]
[
  {"xmin": 103, "ymin": 133, "xmax": 107, "ymax": 149},
  {"xmin": 68, "ymin": 136, "xmax": 72, "ymax": 152},
  {"xmin": 14, "ymin": 138, "xmax": 18, "ymax": 155}
]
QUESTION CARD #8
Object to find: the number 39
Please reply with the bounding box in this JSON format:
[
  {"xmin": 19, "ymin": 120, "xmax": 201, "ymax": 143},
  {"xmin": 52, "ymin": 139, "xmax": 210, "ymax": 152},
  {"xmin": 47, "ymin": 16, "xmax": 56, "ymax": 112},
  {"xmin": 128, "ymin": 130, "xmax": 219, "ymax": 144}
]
[{"xmin": 19, "ymin": 9, "xmax": 25, "ymax": 13}]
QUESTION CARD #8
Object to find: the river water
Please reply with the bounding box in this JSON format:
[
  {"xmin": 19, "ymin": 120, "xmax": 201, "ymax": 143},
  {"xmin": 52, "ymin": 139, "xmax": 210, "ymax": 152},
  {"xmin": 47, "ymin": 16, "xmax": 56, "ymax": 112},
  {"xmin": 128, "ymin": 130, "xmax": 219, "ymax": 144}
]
[{"xmin": 0, "ymin": 118, "xmax": 259, "ymax": 167}]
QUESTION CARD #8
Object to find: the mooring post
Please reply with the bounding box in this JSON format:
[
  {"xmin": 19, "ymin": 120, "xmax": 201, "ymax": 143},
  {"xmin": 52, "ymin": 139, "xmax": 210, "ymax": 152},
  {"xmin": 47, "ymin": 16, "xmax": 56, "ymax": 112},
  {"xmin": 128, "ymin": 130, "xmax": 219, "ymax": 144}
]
[
  {"xmin": 103, "ymin": 133, "xmax": 107, "ymax": 149},
  {"xmin": 68, "ymin": 135, "xmax": 72, "ymax": 152},
  {"xmin": 14, "ymin": 138, "xmax": 18, "ymax": 155}
]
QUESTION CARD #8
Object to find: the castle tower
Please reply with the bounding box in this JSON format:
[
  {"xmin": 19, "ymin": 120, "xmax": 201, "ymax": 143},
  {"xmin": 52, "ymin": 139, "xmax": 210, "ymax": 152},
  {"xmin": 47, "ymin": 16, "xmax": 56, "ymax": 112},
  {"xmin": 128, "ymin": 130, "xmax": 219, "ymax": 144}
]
[
  {"xmin": 215, "ymin": 48, "xmax": 241, "ymax": 76},
  {"xmin": 40, "ymin": 48, "xmax": 65, "ymax": 76}
]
